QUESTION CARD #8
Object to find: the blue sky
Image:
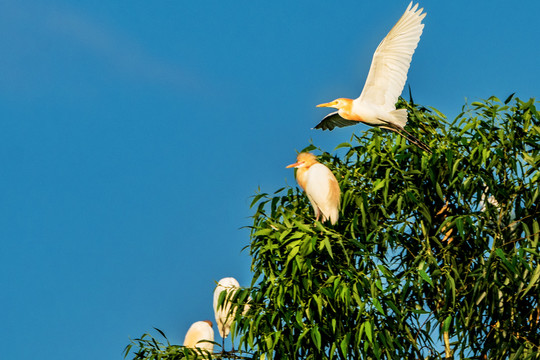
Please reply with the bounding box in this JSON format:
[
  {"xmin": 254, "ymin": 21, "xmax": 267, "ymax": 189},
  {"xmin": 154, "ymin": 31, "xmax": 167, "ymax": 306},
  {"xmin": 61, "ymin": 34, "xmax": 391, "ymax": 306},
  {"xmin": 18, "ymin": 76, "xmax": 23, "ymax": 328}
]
[{"xmin": 0, "ymin": 1, "xmax": 538, "ymax": 359}]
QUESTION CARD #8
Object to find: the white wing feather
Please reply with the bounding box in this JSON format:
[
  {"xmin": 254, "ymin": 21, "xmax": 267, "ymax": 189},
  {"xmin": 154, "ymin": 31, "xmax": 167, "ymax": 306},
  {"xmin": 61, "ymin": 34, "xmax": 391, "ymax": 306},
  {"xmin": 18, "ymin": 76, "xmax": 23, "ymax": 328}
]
[
  {"xmin": 355, "ymin": 2, "xmax": 426, "ymax": 112},
  {"xmin": 304, "ymin": 164, "xmax": 340, "ymax": 224}
]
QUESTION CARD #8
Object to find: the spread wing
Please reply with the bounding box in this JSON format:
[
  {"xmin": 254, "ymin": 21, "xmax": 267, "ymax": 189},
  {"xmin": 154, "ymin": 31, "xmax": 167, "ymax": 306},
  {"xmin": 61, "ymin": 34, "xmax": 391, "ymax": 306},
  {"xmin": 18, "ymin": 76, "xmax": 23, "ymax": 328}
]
[
  {"xmin": 314, "ymin": 111, "xmax": 360, "ymax": 131},
  {"xmin": 356, "ymin": 2, "xmax": 426, "ymax": 111}
]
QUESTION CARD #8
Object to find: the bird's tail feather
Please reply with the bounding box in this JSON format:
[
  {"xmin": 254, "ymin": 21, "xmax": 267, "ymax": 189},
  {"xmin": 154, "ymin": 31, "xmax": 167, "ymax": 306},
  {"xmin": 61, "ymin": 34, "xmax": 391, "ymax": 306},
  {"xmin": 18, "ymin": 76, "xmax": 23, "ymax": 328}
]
[{"xmin": 390, "ymin": 109, "xmax": 408, "ymax": 128}]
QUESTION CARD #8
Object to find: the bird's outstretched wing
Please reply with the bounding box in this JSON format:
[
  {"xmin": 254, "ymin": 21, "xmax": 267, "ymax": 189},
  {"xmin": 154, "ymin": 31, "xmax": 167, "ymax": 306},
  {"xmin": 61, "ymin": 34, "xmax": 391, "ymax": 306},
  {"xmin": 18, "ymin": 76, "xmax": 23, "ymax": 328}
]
[
  {"xmin": 356, "ymin": 2, "xmax": 426, "ymax": 111},
  {"xmin": 314, "ymin": 111, "xmax": 360, "ymax": 131}
]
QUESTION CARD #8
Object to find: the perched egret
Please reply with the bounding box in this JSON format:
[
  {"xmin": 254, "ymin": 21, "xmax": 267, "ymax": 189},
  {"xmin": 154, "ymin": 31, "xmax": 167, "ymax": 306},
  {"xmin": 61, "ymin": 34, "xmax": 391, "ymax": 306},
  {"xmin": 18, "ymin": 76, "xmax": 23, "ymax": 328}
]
[
  {"xmin": 286, "ymin": 152, "xmax": 340, "ymax": 225},
  {"xmin": 315, "ymin": 2, "xmax": 431, "ymax": 153},
  {"xmin": 183, "ymin": 320, "xmax": 214, "ymax": 353},
  {"xmin": 213, "ymin": 278, "xmax": 239, "ymax": 343}
]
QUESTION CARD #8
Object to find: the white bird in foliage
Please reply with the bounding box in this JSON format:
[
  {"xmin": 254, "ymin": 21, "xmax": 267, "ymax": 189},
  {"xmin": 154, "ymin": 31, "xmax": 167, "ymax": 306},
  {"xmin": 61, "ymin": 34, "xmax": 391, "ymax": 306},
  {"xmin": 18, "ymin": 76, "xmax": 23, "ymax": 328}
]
[
  {"xmin": 213, "ymin": 277, "xmax": 248, "ymax": 350},
  {"xmin": 286, "ymin": 152, "xmax": 340, "ymax": 225},
  {"xmin": 183, "ymin": 320, "xmax": 214, "ymax": 353},
  {"xmin": 314, "ymin": 2, "xmax": 431, "ymax": 153}
]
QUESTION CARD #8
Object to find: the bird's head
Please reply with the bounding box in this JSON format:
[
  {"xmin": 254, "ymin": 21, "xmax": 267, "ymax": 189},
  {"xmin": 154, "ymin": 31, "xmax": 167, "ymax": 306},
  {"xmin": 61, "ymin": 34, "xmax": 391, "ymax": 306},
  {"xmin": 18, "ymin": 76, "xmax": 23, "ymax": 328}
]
[
  {"xmin": 286, "ymin": 152, "xmax": 318, "ymax": 169},
  {"xmin": 217, "ymin": 277, "xmax": 240, "ymax": 289},
  {"xmin": 316, "ymin": 98, "xmax": 351, "ymax": 110},
  {"xmin": 203, "ymin": 320, "xmax": 213, "ymax": 327}
]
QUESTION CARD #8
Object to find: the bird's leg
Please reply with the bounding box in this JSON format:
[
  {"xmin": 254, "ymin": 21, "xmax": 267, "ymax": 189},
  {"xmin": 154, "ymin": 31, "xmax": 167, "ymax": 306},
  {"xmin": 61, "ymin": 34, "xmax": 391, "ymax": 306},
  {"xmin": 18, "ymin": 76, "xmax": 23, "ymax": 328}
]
[
  {"xmin": 379, "ymin": 124, "xmax": 432, "ymax": 153},
  {"xmin": 396, "ymin": 126, "xmax": 432, "ymax": 153},
  {"xmin": 314, "ymin": 207, "xmax": 321, "ymax": 223}
]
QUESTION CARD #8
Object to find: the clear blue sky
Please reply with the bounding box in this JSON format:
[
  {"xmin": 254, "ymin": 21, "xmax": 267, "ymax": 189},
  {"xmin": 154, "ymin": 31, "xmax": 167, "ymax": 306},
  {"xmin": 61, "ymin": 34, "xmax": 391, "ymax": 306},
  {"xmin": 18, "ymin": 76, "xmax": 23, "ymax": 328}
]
[{"xmin": 0, "ymin": 1, "xmax": 538, "ymax": 358}]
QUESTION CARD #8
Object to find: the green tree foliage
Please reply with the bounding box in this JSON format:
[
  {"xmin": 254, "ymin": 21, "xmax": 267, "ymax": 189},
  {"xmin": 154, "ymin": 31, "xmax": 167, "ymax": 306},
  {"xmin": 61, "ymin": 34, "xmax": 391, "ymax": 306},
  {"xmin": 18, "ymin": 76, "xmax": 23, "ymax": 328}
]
[{"xmin": 125, "ymin": 96, "xmax": 540, "ymax": 360}]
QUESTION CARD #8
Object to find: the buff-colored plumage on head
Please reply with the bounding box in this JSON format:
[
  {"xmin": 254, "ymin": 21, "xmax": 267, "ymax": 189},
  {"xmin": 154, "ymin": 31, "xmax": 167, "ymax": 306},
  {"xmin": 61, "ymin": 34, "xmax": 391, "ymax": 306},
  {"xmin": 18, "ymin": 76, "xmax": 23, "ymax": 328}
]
[
  {"xmin": 313, "ymin": 3, "xmax": 431, "ymax": 152},
  {"xmin": 316, "ymin": 98, "xmax": 357, "ymax": 120},
  {"xmin": 287, "ymin": 152, "xmax": 318, "ymax": 190}
]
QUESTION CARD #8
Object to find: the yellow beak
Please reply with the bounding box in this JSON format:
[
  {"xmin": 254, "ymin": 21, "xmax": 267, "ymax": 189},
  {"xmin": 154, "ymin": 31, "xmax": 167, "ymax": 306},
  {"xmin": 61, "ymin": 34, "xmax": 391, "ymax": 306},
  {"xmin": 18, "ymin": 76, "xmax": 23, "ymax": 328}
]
[
  {"xmin": 286, "ymin": 161, "xmax": 304, "ymax": 168},
  {"xmin": 316, "ymin": 101, "xmax": 336, "ymax": 108}
]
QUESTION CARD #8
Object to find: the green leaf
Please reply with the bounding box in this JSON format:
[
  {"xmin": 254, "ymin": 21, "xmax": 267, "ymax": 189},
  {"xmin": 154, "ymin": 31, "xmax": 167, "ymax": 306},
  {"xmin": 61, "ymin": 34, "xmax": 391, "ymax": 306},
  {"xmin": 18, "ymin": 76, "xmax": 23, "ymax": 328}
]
[
  {"xmin": 153, "ymin": 327, "xmax": 167, "ymax": 340},
  {"xmin": 521, "ymin": 265, "xmax": 540, "ymax": 297},
  {"xmin": 322, "ymin": 237, "xmax": 334, "ymax": 259},
  {"xmin": 313, "ymin": 294, "xmax": 323, "ymax": 318},
  {"xmin": 335, "ymin": 142, "xmax": 352, "ymax": 150},
  {"xmin": 418, "ymin": 269, "xmax": 433, "ymax": 286},
  {"xmin": 372, "ymin": 179, "xmax": 386, "ymax": 192},
  {"xmin": 372, "ymin": 298, "xmax": 385, "ymax": 316},
  {"xmin": 495, "ymin": 248, "xmax": 515, "ymax": 273},
  {"xmin": 435, "ymin": 182, "xmax": 444, "ymax": 200},
  {"xmin": 365, "ymin": 321, "xmax": 373, "ymax": 343},
  {"xmin": 340, "ymin": 335, "xmax": 349, "ymax": 357},
  {"xmin": 123, "ymin": 344, "xmax": 133, "ymax": 358},
  {"xmin": 250, "ymin": 192, "xmax": 268, "ymax": 208},
  {"xmin": 504, "ymin": 93, "xmax": 515, "ymax": 104},
  {"xmin": 253, "ymin": 228, "xmax": 273, "ymax": 237},
  {"xmin": 311, "ymin": 326, "xmax": 322, "ymax": 350},
  {"xmin": 443, "ymin": 315, "xmax": 452, "ymax": 333},
  {"xmin": 285, "ymin": 246, "xmax": 300, "ymax": 268},
  {"xmin": 170, "ymin": 97, "xmax": 540, "ymax": 360}
]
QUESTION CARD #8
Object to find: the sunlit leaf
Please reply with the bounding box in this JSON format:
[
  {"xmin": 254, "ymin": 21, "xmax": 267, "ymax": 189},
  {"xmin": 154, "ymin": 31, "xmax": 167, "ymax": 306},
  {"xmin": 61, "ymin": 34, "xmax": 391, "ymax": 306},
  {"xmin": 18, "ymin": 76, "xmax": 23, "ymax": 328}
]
[
  {"xmin": 418, "ymin": 269, "xmax": 433, "ymax": 286},
  {"xmin": 126, "ymin": 97, "xmax": 540, "ymax": 360}
]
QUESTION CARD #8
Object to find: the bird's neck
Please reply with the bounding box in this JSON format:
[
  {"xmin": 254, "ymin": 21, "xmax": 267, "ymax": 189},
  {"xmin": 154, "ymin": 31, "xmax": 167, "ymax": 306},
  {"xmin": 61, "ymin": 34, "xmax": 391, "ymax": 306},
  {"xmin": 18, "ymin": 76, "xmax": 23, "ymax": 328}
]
[
  {"xmin": 296, "ymin": 165, "xmax": 314, "ymax": 191},
  {"xmin": 338, "ymin": 99, "xmax": 362, "ymax": 121}
]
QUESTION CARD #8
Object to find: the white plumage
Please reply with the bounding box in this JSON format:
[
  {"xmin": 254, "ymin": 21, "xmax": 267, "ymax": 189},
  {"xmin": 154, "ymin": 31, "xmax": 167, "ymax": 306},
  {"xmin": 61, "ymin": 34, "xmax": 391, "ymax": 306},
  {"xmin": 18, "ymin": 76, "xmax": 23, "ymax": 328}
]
[
  {"xmin": 213, "ymin": 277, "xmax": 242, "ymax": 340},
  {"xmin": 182, "ymin": 320, "xmax": 214, "ymax": 352},
  {"xmin": 314, "ymin": 3, "xmax": 430, "ymax": 152},
  {"xmin": 303, "ymin": 163, "xmax": 340, "ymax": 225},
  {"xmin": 353, "ymin": 2, "xmax": 426, "ymax": 125}
]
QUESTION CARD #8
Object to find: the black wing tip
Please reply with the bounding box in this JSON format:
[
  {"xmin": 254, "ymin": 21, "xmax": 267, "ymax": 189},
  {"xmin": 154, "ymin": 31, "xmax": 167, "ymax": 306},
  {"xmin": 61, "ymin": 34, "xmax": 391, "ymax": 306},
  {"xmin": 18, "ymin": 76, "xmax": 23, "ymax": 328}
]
[
  {"xmin": 313, "ymin": 122, "xmax": 334, "ymax": 131},
  {"xmin": 314, "ymin": 113, "xmax": 360, "ymax": 131}
]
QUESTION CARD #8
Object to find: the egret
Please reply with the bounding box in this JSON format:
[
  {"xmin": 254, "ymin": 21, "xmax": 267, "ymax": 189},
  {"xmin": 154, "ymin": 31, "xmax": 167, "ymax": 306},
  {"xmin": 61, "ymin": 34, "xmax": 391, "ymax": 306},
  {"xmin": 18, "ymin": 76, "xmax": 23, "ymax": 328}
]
[
  {"xmin": 314, "ymin": 2, "xmax": 431, "ymax": 153},
  {"xmin": 213, "ymin": 277, "xmax": 239, "ymax": 348},
  {"xmin": 286, "ymin": 152, "xmax": 340, "ymax": 225},
  {"xmin": 182, "ymin": 320, "xmax": 214, "ymax": 353}
]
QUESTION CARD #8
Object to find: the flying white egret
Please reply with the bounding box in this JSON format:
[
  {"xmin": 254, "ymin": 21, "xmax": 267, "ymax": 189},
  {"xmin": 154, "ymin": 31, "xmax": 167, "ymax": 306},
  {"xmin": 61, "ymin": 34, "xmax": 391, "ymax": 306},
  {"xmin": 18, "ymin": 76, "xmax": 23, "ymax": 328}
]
[
  {"xmin": 213, "ymin": 277, "xmax": 249, "ymax": 351},
  {"xmin": 182, "ymin": 320, "xmax": 214, "ymax": 353},
  {"xmin": 286, "ymin": 152, "xmax": 340, "ymax": 225},
  {"xmin": 315, "ymin": 2, "xmax": 431, "ymax": 153}
]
